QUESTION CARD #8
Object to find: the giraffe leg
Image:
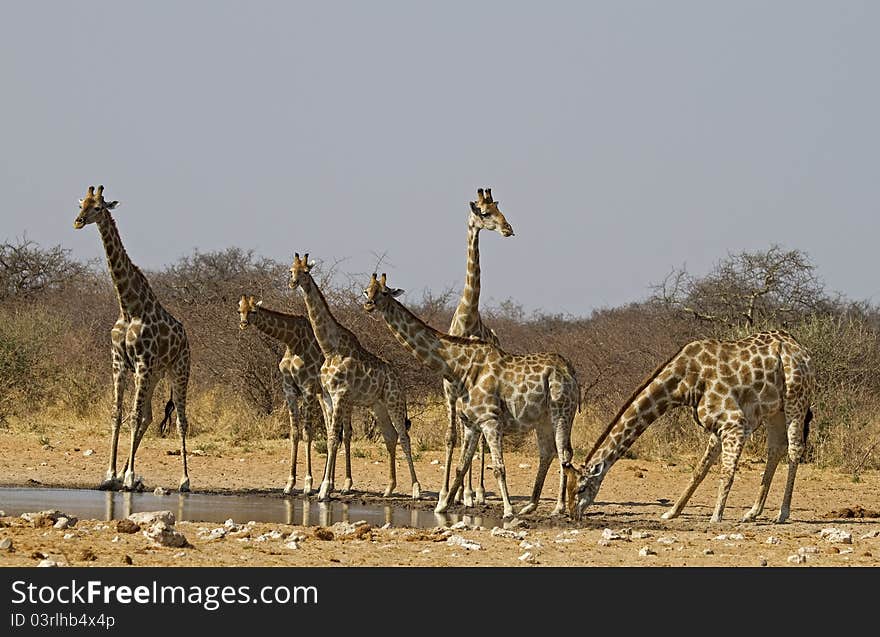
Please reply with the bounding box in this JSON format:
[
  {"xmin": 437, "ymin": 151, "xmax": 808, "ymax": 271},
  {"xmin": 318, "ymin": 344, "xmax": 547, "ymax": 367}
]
[
  {"xmin": 341, "ymin": 412, "xmax": 354, "ymax": 494},
  {"xmin": 710, "ymin": 415, "xmax": 747, "ymax": 523},
  {"xmin": 373, "ymin": 406, "xmax": 398, "ymax": 498},
  {"xmin": 122, "ymin": 367, "xmax": 152, "ymax": 491},
  {"xmin": 302, "ymin": 394, "xmax": 318, "ymax": 496},
  {"xmin": 101, "ymin": 361, "xmax": 127, "ymax": 490},
  {"xmin": 440, "ymin": 380, "xmax": 458, "ymax": 505},
  {"xmin": 662, "ymin": 433, "xmax": 722, "ymax": 520},
  {"xmin": 776, "ymin": 404, "xmax": 811, "ymax": 523},
  {"xmin": 281, "ymin": 374, "xmax": 301, "ymax": 495},
  {"xmin": 742, "ymin": 412, "xmax": 787, "ymax": 522},
  {"xmin": 552, "ymin": 413, "xmax": 575, "ymax": 516},
  {"xmin": 170, "ymin": 355, "xmax": 191, "ymax": 492},
  {"xmin": 519, "ymin": 426, "xmax": 555, "ymax": 515},
  {"xmin": 474, "ymin": 434, "xmax": 486, "ymax": 505},
  {"xmin": 318, "ymin": 394, "xmax": 347, "ymax": 501},
  {"xmin": 480, "ymin": 420, "xmax": 514, "ymax": 519},
  {"xmin": 436, "ymin": 423, "xmax": 481, "ymax": 514},
  {"xmin": 389, "ymin": 402, "xmax": 421, "ymax": 499}
]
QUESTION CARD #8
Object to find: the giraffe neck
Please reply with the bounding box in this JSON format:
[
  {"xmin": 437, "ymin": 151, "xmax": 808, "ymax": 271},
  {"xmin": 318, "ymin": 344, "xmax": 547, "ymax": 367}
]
[
  {"xmin": 451, "ymin": 224, "xmax": 483, "ymax": 331},
  {"xmin": 296, "ymin": 273, "xmax": 342, "ymax": 354},
  {"xmin": 378, "ymin": 297, "xmax": 473, "ymax": 382},
  {"xmin": 587, "ymin": 355, "xmax": 693, "ymax": 485},
  {"xmin": 95, "ymin": 214, "xmax": 155, "ymax": 316},
  {"xmin": 250, "ymin": 306, "xmax": 305, "ymax": 344}
]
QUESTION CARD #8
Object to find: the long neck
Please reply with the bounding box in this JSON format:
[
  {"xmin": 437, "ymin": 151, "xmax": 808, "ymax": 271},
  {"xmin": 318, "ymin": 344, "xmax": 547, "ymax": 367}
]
[
  {"xmin": 378, "ymin": 298, "xmax": 469, "ymax": 381},
  {"xmin": 95, "ymin": 214, "xmax": 153, "ymax": 315},
  {"xmin": 250, "ymin": 306, "xmax": 304, "ymax": 344},
  {"xmin": 297, "ymin": 274, "xmax": 342, "ymax": 354},
  {"xmin": 587, "ymin": 356, "xmax": 693, "ymax": 485},
  {"xmin": 453, "ymin": 224, "xmax": 482, "ymax": 320}
]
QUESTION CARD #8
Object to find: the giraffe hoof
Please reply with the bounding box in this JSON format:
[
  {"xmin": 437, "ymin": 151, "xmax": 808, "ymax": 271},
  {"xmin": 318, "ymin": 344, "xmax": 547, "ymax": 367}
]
[
  {"xmin": 740, "ymin": 512, "xmax": 758, "ymax": 523},
  {"xmin": 412, "ymin": 483, "xmax": 421, "ymax": 500},
  {"xmin": 462, "ymin": 492, "xmax": 475, "ymax": 508},
  {"xmin": 302, "ymin": 476, "xmax": 313, "ymax": 495},
  {"xmin": 518, "ymin": 503, "xmax": 537, "ymax": 516},
  {"xmin": 178, "ymin": 477, "xmax": 190, "ymax": 493},
  {"xmin": 773, "ymin": 514, "xmax": 790, "ymax": 524},
  {"xmin": 474, "ymin": 489, "xmax": 486, "ymax": 505},
  {"xmin": 283, "ymin": 479, "xmax": 295, "ymax": 496},
  {"xmin": 660, "ymin": 510, "xmax": 678, "ymax": 520}
]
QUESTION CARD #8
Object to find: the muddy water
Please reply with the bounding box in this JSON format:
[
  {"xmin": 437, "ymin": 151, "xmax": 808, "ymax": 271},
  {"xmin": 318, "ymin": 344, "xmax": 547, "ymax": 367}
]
[{"xmin": 0, "ymin": 487, "xmax": 502, "ymax": 529}]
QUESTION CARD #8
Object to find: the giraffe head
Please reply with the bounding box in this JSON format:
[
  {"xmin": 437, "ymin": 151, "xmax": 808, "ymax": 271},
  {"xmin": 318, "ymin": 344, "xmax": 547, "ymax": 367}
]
[
  {"xmin": 237, "ymin": 295, "xmax": 261, "ymax": 330},
  {"xmin": 469, "ymin": 187, "xmax": 514, "ymax": 237},
  {"xmin": 74, "ymin": 185, "xmax": 119, "ymax": 229},
  {"xmin": 563, "ymin": 460, "xmax": 605, "ymax": 520},
  {"xmin": 362, "ymin": 272, "xmax": 404, "ymax": 314},
  {"xmin": 288, "ymin": 252, "xmax": 316, "ymax": 291}
]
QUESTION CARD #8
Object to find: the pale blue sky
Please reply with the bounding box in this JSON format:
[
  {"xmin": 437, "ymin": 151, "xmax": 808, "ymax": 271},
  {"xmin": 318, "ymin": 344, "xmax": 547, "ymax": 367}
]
[{"xmin": 2, "ymin": 1, "xmax": 878, "ymax": 316}]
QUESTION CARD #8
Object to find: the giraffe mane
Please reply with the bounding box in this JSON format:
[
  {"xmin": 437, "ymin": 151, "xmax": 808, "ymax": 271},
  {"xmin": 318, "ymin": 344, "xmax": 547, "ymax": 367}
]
[{"xmin": 581, "ymin": 342, "xmax": 688, "ymax": 468}]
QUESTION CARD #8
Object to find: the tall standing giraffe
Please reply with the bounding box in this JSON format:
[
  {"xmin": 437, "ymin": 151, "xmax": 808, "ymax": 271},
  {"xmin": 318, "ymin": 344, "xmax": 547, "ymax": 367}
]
[
  {"xmin": 74, "ymin": 185, "xmax": 191, "ymax": 492},
  {"xmin": 238, "ymin": 295, "xmax": 325, "ymax": 495},
  {"xmin": 362, "ymin": 273, "xmax": 580, "ymax": 518},
  {"xmin": 288, "ymin": 254, "xmax": 421, "ymax": 501},
  {"xmin": 564, "ymin": 330, "xmax": 814, "ymax": 523},
  {"xmin": 444, "ymin": 187, "xmax": 515, "ymax": 508}
]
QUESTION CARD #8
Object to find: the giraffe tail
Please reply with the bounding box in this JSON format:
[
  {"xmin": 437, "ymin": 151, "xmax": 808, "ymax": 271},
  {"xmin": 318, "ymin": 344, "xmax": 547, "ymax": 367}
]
[
  {"xmin": 803, "ymin": 407, "xmax": 813, "ymax": 444},
  {"xmin": 158, "ymin": 390, "xmax": 176, "ymax": 437},
  {"xmin": 405, "ymin": 417, "xmax": 412, "ymax": 431}
]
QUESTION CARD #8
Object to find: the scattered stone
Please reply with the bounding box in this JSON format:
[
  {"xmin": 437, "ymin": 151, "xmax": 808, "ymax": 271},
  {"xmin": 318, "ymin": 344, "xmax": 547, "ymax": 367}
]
[
  {"xmin": 713, "ymin": 533, "xmax": 744, "ymax": 541},
  {"xmin": 503, "ymin": 517, "xmax": 527, "ymax": 530},
  {"xmin": 518, "ymin": 463, "xmax": 531, "ymax": 469},
  {"xmin": 116, "ymin": 519, "xmax": 140, "ymax": 534},
  {"xmin": 191, "ymin": 449, "xmax": 206, "ymax": 456},
  {"xmin": 766, "ymin": 536, "xmax": 781, "ymax": 545},
  {"xmin": 860, "ymin": 530, "xmax": 880, "ymax": 539},
  {"xmin": 656, "ymin": 536, "xmax": 677, "ymax": 545},
  {"xmin": 822, "ymin": 505, "xmax": 880, "ymax": 519},
  {"xmin": 0, "ymin": 538, "xmax": 12, "ymax": 551},
  {"xmin": 199, "ymin": 527, "xmax": 228, "ymax": 541},
  {"xmin": 446, "ymin": 534, "xmax": 481, "ymax": 550},
  {"xmin": 631, "ymin": 531, "xmax": 652, "ymax": 539},
  {"xmin": 63, "ymin": 533, "xmax": 74, "ymax": 540},
  {"xmin": 173, "ymin": 551, "xmax": 187, "ymax": 558},
  {"xmin": 77, "ymin": 549, "xmax": 97, "ymax": 562},
  {"xmin": 30, "ymin": 551, "xmax": 47, "ymax": 559},
  {"xmin": 840, "ymin": 548, "xmax": 854, "ymax": 554},
  {"xmin": 111, "ymin": 536, "xmax": 119, "ymax": 543},
  {"xmin": 122, "ymin": 555, "xmax": 133, "ymax": 565},
  {"xmin": 788, "ymin": 554, "xmax": 807, "ymax": 564},
  {"xmin": 518, "ymin": 551, "xmax": 538, "ymax": 563},
  {"xmin": 519, "ymin": 539, "xmax": 542, "ymax": 550},
  {"xmin": 22, "ymin": 510, "xmax": 77, "ymax": 528},
  {"xmin": 490, "ymin": 526, "xmax": 527, "ymax": 540},
  {"xmin": 451, "ymin": 521, "xmax": 470, "ymax": 530},
  {"xmin": 798, "ymin": 546, "xmax": 820, "ymax": 555},
  {"xmin": 601, "ymin": 528, "xmax": 624, "ymax": 541},
  {"xmin": 0, "ymin": 510, "xmax": 5, "ymax": 517},
  {"xmin": 638, "ymin": 546, "xmax": 657, "ymax": 556},
  {"xmin": 166, "ymin": 449, "xmax": 181, "ymax": 456},
  {"xmin": 703, "ymin": 549, "xmax": 714, "ymax": 555},
  {"xmin": 430, "ymin": 459, "xmax": 439, "ymax": 465},
  {"xmin": 83, "ymin": 449, "xmax": 95, "ymax": 457},
  {"xmin": 143, "ymin": 521, "xmax": 189, "ymax": 548},
  {"xmin": 38, "ymin": 559, "xmax": 65, "ymax": 567},
  {"xmin": 53, "ymin": 517, "xmax": 71, "ymax": 530},
  {"xmin": 329, "ymin": 521, "xmax": 373, "ymax": 540},
  {"xmin": 827, "ymin": 546, "xmax": 840, "ymax": 554},
  {"xmin": 153, "ymin": 487, "xmax": 170, "ymax": 496},
  {"xmin": 758, "ymin": 558, "xmax": 768, "ymax": 567},
  {"xmin": 254, "ymin": 530, "xmax": 284, "ymax": 542},
  {"xmin": 819, "ymin": 528, "xmax": 853, "ymax": 544},
  {"xmin": 380, "ymin": 522, "xmax": 392, "ymax": 530},
  {"xmin": 128, "ymin": 511, "xmax": 175, "ymax": 527},
  {"xmin": 313, "ymin": 527, "xmax": 334, "ymax": 541}
]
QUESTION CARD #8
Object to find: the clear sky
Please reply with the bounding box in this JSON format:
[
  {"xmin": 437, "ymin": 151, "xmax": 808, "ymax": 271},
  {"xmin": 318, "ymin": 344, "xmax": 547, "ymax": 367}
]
[{"xmin": 2, "ymin": 1, "xmax": 878, "ymax": 316}]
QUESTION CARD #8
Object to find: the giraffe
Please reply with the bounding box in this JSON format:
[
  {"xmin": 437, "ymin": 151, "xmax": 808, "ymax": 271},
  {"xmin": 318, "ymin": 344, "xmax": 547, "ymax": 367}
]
[
  {"xmin": 563, "ymin": 330, "xmax": 815, "ymax": 523},
  {"xmin": 288, "ymin": 253, "xmax": 421, "ymax": 501},
  {"xmin": 238, "ymin": 295, "xmax": 326, "ymax": 495},
  {"xmin": 73, "ymin": 185, "xmax": 191, "ymax": 492},
  {"xmin": 444, "ymin": 187, "xmax": 515, "ymax": 508},
  {"xmin": 362, "ymin": 272, "xmax": 581, "ymax": 519}
]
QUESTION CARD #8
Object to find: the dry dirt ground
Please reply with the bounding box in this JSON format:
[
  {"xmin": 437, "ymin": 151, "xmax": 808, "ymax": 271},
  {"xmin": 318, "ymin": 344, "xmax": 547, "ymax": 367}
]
[{"xmin": 2, "ymin": 425, "xmax": 880, "ymax": 567}]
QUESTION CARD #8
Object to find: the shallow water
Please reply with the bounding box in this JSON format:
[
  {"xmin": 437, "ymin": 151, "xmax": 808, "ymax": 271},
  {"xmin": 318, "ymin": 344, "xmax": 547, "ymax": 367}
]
[{"xmin": 0, "ymin": 487, "xmax": 502, "ymax": 529}]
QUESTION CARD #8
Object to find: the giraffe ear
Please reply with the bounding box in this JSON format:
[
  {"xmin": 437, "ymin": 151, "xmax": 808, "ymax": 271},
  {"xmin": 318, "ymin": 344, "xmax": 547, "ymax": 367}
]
[
  {"xmin": 388, "ymin": 287, "xmax": 405, "ymax": 298},
  {"xmin": 469, "ymin": 201, "xmax": 480, "ymax": 215},
  {"xmin": 587, "ymin": 462, "xmax": 604, "ymax": 478},
  {"xmin": 256, "ymin": 300, "xmax": 263, "ymax": 307},
  {"xmin": 307, "ymin": 260, "xmax": 316, "ymax": 269},
  {"xmin": 106, "ymin": 200, "xmax": 120, "ymax": 210}
]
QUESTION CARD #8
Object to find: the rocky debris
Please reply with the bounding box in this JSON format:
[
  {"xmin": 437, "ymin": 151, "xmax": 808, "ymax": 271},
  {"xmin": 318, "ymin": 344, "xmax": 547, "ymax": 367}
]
[
  {"xmin": 822, "ymin": 505, "xmax": 880, "ymax": 519},
  {"xmin": 656, "ymin": 536, "xmax": 678, "ymax": 545},
  {"xmin": 254, "ymin": 530, "xmax": 285, "ymax": 542},
  {"xmin": 313, "ymin": 527, "xmax": 334, "ymax": 541},
  {"xmin": 430, "ymin": 459, "xmax": 439, "ymax": 465},
  {"xmin": 860, "ymin": 530, "xmax": 880, "ymax": 539},
  {"xmin": 21, "ymin": 510, "xmax": 77, "ymax": 528},
  {"xmin": 197, "ymin": 526, "xmax": 229, "ymax": 541},
  {"xmin": 191, "ymin": 449, "xmax": 206, "ymax": 456},
  {"xmin": 766, "ymin": 536, "xmax": 781, "ymax": 545},
  {"xmin": 601, "ymin": 528, "xmax": 625, "ymax": 541},
  {"xmin": 450, "ymin": 520, "xmax": 471, "ymax": 530},
  {"xmin": 827, "ymin": 546, "xmax": 840, "ymax": 554},
  {"xmin": 63, "ymin": 533, "xmax": 74, "ymax": 540},
  {"xmin": 128, "ymin": 511, "xmax": 175, "ymax": 527},
  {"xmin": 819, "ymin": 528, "xmax": 853, "ymax": 544},
  {"xmin": 284, "ymin": 531, "xmax": 306, "ymax": 550},
  {"xmin": 53, "ymin": 517, "xmax": 72, "ymax": 530},
  {"xmin": 503, "ymin": 517, "xmax": 527, "ymax": 530},
  {"xmin": 38, "ymin": 559, "xmax": 67, "ymax": 567},
  {"xmin": 703, "ymin": 549, "xmax": 714, "ymax": 555},
  {"xmin": 840, "ymin": 548, "xmax": 854, "ymax": 554},
  {"xmin": 329, "ymin": 521, "xmax": 372, "ymax": 540},
  {"xmin": 490, "ymin": 526, "xmax": 527, "ymax": 540},
  {"xmin": 758, "ymin": 558, "xmax": 768, "ymax": 567},
  {"xmin": 116, "ymin": 519, "xmax": 140, "ymax": 534},
  {"xmin": 380, "ymin": 522, "xmax": 392, "ymax": 530},
  {"xmin": 520, "ymin": 539, "xmax": 543, "ymax": 550},
  {"xmin": 153, "ymin": 487, "xmax": 170, "ymax": 496},
  {"xmin": 143, "ymin": 521, "xmax": 189, "ymax": 548},
  {"xmin": 518, "ymin": 551, "xmax": 538, "ymax": 563},
  {"xmin": 631, "ymin": 531, "xmax": 652, "ymax": 539},
  {"xmin": 638, "ymin": 546, "xmax": 657, "ymax": 556},
  {"xmin": 518, "ymin": 463, "xmax": 531, "ymax": 469},
  {"xmin": 788, "ymin": 554, "xmax": 807, "ymax": 564},
  {"xmin": 111, "ymin": 536, "xmax": 119, "ymax": 543},
  {"xmin": 713, "ymin": 533, "xmax": 744, "ymax": 541},
  {"xmin": 0, "ymin": 510, "xmax": 5, "ymax": 517},
  {"xmin": 83, "ymin": 449, "xmax": 95, "ymax": 457},
  {"xmin": 0, "ymin": 537, "xmax": 12, "ymax": 551},
  {"xmin": 122, "ymin": 555, "xmax": 133, "ymax": 565},
  {"xmin": 77, "ymin": 549, "xmax": 97, "ymax": 562},
  {"xmin": 446, "ymin": 534, "xmax": 481, "ymax": 550},
  {"xmin": 797, "ymin": 546, "xmax": 820, "ymax": 555}
]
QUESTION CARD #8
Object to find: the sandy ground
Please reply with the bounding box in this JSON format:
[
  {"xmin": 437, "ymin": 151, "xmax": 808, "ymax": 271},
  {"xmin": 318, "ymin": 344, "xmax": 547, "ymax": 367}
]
[{"xmin": 2, "ymin": 425, "xmax": 880, "ymax": 567}]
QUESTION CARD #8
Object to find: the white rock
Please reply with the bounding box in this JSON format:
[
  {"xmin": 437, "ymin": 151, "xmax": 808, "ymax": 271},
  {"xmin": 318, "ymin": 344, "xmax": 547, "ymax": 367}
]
[
  {"xmin": 111, "ymin": 536, "xmax": 119, "ymax": 543},
  {"xmin": 284, "ymin": 540, "xmax": 301, "ymax": 550},
  {"xmin": 153, "ymin": 487, "xmax": 169, "ymax": 496},
  {"xmin": 713, "ymin": 533, "xmax": 742, "ymax": 541},
  {"xmin": 766, "ymin": 536, "xmax": 781, "ymax": 545},
  {"xmin": 381, "ymin": 522, "xmax": 392, "ymax": 530},
  {"xmin": 788, "ymin": 554, "xmax": 807, "ymax": 564},
  {"xmin": 798, "ymin": 546, "xmax": 820, "ymax": 555},
  {"xmin": 518, "ymin": 551, "xmax": 538, "ymax": 563},
  {"xmin": 446, "ymin": 534, "xmax": 481, "ymax": 550},
  {"xmin": 451, "ymin": 521, "xmax": 470, "ymax": 530},
  {"xmin": 420, "ymin": 548, "xmax": 431, "ymax": 554},
  {"xmin": 703, "ymin": 548, "xmax": 714, "ymax": 555},
  {"xmin": 0, "ymin": 510, "xmax": 5, "ymax": 516},
  {"xmin": 554, "ymin": 537, "xmax": 575, "ymax": 544},
  {"xmin": 601, "ymin": 528, "xmax": 624, "ymax": 541},
  {"xmin": 430, "ymin": 459, "xmax": 439, "ymax": 465},
  {"xmin": 839, "ymin": 547, "xmax": 854, "ymax": 554},
  {"xmin": 631, "ymin": 531, "xmax": 652, "ymax": 539},
  {"xmin": 519, "ymin": 540, "xmax": 542, "ymax": 550},
  {"xmin": 143, "ymin": 521, "xmax": 189, "ymax": 548},
  {"xmin": 128, "ymin": 511, "xmax": 175, "ymax": 527},
  {"xmin": 656, "ymin": 536, "xmax": 677, "ymax": 545},
  {"xmin": 819, "ymin": 528, "xmax": 853, "ymax": 544},
  {"xmin": 224, "ymin": 518, "xmax": 236, "ymax": 528},
  {"xmin": 518, "ymin": 463, "xmax": 531, "ymax": 469},
  {"xmin": 0, "ymin": 538, "xmax": 12, "ymax": 550},
  {"xmin": 490, "ymin": 526, "xmax": 527, "ymax": 539},
  {"xmin": 255, "ymin": 530, "xmax": 284, "ymax": 542},
  {"xmin": 639, "ymin": 546, "xmax": 657, "ymax": 556},
  {"xmin": 83, "ymin": 449, "xmax": 95, "ymax": 457},
  {"xmin": 63, "ymin": 533, "xmax": 74, "ymax": 540},
  {"xmin": 53, "ymin": 517, "xmax": 70, "ymax": 530},
  {"xmin": 597, "ymin": 539, "xmax": 612, "ymax": 547},
  {"xmin": 287, "ymin": 531, "xmax": 306, "ymax": 543},
  {"xmin": 199, "ymin": 527, "xmax": 228, "ymax": 541},
  {"xmin": 758, "ymin": 558, "xmax": 768, "ymax": 567},
  {"xmin": 859, "ymin": 530, "xmax": 880, "ymax": 539},
  {"xmin": 38, "ymin": 559, "xmax": 64, "ymax": 567}
]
